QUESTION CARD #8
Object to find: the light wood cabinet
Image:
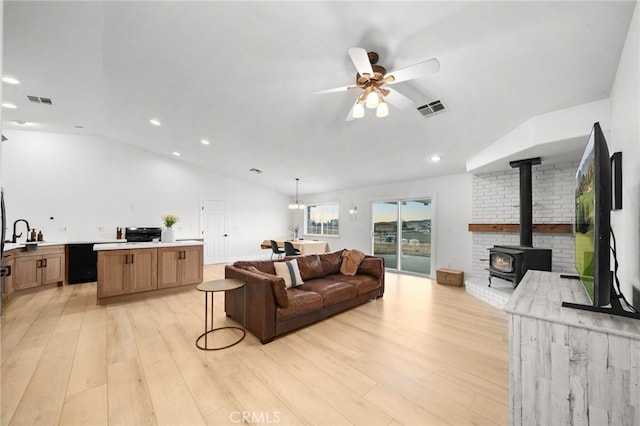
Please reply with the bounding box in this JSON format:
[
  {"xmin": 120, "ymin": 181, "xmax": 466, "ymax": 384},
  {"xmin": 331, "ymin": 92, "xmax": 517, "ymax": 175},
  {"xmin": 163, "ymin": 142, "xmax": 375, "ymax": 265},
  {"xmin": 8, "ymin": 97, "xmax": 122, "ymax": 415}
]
[
  {"xmin": 2, "ymin": 251, "xmax": 15, "ymax": 299},
  {"xmin": 97, "ymin": 248, "xmax": 157, "ymax": 299},
  {"xmin": 157, "ymin": 245, "xmax": 203, "ymax": 289},
  {"xmin": 12, "ymin": 245, "xmax": 65, "ymax": 290}
]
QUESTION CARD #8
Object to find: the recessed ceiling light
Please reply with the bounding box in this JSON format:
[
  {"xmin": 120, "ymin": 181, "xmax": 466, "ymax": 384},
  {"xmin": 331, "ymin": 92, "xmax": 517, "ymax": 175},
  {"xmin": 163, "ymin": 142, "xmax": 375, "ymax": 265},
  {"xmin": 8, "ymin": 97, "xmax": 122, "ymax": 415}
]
[
  {"xmin": 200, "ymin": 139, "xmax": 210, "ymax": 145},
  {"xmin": 15, "ymin": 120, "xmax": 34, "ymax": 126},
  {"xmin": 2, "ymin": 102, "xmax": 17, "ymax": 109},
  {"xmin": 73, "ymin": 125, "xmax": 84, "ymax": 129},
  {"xmin": 2, "ymin": 76, "xmax": 20, "ymax": 85},
  {"xmin": 149, "ymin": 118, "xmax": 161, "ymax": 126},
  {"xmin": 172, "ymin": 151, "xmax": 181, "ymax": 157},
  {"xmin": 431, "ymin": 155, "xmax": 441, "ymax": 162}
]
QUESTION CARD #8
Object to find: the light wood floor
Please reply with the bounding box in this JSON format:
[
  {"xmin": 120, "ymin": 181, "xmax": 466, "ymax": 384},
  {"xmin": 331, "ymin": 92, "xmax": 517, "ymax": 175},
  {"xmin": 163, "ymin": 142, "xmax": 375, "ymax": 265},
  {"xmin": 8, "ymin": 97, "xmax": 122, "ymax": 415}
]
[{"xmin": 1, "ymin": 266, "xmax": 509, "ymax": 426}]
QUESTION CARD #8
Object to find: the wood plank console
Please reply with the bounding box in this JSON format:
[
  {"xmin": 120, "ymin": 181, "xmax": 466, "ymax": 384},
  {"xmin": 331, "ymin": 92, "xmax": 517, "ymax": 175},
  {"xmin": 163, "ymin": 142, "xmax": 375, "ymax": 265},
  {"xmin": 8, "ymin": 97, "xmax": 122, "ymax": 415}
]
[{"xmin": 504, "ymin": 270, "xmax": 640, "ymax": 425}]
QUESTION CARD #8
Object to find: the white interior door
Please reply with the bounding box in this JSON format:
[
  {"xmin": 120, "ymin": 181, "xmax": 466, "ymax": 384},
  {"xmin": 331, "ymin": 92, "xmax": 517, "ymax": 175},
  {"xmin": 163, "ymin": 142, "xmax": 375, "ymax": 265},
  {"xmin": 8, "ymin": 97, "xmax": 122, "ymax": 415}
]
[{"xmin": 201, "ymin": 200, "xmax": 228, "ymax": 264}]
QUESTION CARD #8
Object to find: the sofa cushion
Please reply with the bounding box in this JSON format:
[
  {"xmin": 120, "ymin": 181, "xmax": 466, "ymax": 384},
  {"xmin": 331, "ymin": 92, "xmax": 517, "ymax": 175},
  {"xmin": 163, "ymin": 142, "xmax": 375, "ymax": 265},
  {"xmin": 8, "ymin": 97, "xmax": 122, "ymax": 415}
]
[
  {"xmin": 234, "ymin": 260, "xmax": 276, "ymax": 275},
  {"xmin": 274, "ymin": 259, "xmax": 304, "ymax": 288},
  {"xmin": 298, "ymin": 278, "xmax": 357, "ymax": 306},
  {"xmin": 330, "ymin": 274, "xmax": 380, "ymax": 296},
  {"xmin": 244, "ymin": 266, "xmax": 289, "ymax": 308},
  {"xmin": 296, "ymin": 254, "xmax": 324, "ymax": 280},
  {"xmin": 277, "ymin": 288, "xmax": 323, "ymax": 321},
  {"xmin": 340, "ymin": 249, "xmax": 366, "ymax": 276},
  {"xmin": 319, "ymin": 250, "xmax": 344, "ymax": 276}
]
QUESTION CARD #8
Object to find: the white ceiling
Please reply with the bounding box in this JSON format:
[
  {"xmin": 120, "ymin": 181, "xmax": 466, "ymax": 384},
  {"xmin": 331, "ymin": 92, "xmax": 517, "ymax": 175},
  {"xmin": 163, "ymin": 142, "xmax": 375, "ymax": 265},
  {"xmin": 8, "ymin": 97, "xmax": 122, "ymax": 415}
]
[{"xmin": 2, "ymin": 1, "xmax": 635, "ymax": 196}]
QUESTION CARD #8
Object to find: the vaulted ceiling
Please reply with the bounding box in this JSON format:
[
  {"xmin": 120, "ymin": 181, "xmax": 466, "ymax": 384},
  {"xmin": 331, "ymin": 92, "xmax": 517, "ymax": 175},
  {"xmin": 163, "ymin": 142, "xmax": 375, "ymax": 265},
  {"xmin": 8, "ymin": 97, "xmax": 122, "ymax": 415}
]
[{"xmin": 2, "ymin": 1, "xmax": 636, "ymax": 195}]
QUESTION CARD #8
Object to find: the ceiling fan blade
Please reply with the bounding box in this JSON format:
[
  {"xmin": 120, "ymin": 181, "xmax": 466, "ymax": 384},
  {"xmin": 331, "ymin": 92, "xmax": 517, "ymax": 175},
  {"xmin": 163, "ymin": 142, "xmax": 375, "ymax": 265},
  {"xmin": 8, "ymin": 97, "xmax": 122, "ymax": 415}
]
[
  {"xmin": 347, "ymin": 47, "xmax": 374, "ymax": 77},
  {"xmin": 384, "ymin": 88, "xmax": 416, "ymax": 110},
  {"xmin": 385, "ymin": 58, "xmax": 440, "ymax": 84},
  {"xmin": 311, "ymin": 85, "xmax": 357, "ymax": 95}
]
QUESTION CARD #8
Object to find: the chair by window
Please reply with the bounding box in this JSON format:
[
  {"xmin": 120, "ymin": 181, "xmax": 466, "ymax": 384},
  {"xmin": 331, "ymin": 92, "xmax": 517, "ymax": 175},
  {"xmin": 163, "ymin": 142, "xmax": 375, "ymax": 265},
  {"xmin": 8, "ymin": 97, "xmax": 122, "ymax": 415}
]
[
  {"xmin": 270, "ymin": 240, "xmax": 285, "ymax": 259},
  {"xmin": 284, "ymin": 241, "xmax": 301, "ymax": 256}
]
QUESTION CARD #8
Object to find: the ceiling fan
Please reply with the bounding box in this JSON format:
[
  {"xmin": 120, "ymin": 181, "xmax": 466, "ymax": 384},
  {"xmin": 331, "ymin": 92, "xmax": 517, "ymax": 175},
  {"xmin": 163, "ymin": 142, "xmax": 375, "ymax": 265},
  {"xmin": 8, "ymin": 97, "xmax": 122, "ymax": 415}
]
[{"xmin": 312, "ymin": 47, "xmax": 440, "ymax": 121}]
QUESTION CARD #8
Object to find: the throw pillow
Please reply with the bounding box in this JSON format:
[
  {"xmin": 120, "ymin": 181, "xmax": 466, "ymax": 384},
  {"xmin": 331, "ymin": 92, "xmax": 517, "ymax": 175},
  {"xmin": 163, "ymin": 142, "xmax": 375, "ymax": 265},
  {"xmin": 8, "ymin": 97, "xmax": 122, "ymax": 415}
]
[
  {"xmin": 274, "ymin": 259, "xmax": 304, "ymax": 288},
  {"xmin": 340, "ymin": 249, "xmax": 366, "ymax": 276}
]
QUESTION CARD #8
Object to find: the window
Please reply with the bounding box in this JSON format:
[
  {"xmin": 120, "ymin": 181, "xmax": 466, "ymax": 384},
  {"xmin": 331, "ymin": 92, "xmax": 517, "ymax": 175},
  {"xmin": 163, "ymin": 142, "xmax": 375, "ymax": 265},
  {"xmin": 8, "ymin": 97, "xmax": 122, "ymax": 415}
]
[{"xmin": 305, "ymin": 202, "xmax": 339, "ymax": 236}]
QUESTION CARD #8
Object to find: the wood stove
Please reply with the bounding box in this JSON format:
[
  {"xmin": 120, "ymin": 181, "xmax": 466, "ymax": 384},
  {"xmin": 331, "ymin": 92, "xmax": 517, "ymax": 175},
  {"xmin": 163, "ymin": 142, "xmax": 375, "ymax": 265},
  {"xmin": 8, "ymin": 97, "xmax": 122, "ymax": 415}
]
[{"xmin": 488, "ymin": 157, "xmax": 552, "ymax": 287}]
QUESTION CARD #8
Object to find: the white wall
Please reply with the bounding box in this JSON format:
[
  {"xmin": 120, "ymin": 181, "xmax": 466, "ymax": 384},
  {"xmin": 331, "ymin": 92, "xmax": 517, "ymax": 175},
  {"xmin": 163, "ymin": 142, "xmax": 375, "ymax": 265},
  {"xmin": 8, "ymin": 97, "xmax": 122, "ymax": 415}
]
[
  {"xmin": 1, "ymin": 130, "xmax": 289, "ymax": 262},
  {"xmin": 290, "ymin": 172, "xmax": 473, "ymax": 277},
  {"xmin": 609, "ymin": 2, "xmax": 640, "ymax": 307}
]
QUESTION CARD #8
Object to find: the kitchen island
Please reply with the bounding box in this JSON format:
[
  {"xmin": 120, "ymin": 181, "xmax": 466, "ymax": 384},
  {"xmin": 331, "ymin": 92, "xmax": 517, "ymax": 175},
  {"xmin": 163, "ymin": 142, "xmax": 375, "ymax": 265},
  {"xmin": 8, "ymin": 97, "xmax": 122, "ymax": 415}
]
[{"xmin": 94, "ymin": 240, "xmax": 204, "ymax": 304}]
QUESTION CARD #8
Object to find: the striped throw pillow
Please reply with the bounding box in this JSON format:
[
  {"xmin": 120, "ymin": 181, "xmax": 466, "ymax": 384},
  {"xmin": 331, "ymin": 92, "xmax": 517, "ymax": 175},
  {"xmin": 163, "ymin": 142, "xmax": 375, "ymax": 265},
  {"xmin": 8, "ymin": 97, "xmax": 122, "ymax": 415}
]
[{"xmin": 274, "ymin": 259, "xmax": 304, "ymax": 288}]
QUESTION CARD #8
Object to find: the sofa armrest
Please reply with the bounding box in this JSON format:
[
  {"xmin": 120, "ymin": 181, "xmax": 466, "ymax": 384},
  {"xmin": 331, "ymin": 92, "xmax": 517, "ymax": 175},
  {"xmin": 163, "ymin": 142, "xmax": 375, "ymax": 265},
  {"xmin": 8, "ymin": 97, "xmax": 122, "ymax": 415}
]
[
  {"xmin": 358, "ymin": 256, "xmax": 385, "ymax": 297},
  {"xmin": 224, "ymin": 265, "xmax": 280, "ymax": 343}
]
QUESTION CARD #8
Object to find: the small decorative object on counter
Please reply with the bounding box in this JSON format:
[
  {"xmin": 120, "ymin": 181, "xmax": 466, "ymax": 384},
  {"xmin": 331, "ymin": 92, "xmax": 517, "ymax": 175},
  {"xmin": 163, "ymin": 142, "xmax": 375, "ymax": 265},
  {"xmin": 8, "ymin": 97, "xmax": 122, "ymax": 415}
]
[
  {"xmin": 116, "ymin": 227, "xmax": 122, "ymax": 239},
  {"xmin": 162, "ymin": 214, "xmax": 179, "ymax": 228},
  {"xmin": 37, "ymin": 230, "xmax": 43, "ymax": 241},
  {"xmin": 30, "ymin": 229, "xmax": 37, "ymax": 242},
  {"xmin": 162, "ymin": 214, "xmax": 179, "ymax": 242}
]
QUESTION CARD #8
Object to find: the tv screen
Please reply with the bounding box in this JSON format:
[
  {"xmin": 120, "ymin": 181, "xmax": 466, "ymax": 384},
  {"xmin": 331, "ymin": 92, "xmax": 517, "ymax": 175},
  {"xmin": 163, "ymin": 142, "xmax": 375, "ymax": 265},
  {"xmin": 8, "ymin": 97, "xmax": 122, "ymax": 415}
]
[{"xmin": 574, "ymin": 122, "xmax": 611, "ymax": 307}]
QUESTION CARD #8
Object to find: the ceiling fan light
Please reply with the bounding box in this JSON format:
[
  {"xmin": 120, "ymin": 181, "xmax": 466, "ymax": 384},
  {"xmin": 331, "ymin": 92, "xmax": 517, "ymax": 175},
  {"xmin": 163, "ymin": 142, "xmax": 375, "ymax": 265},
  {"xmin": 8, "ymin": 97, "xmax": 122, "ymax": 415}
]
[
  {"xmin": 376, "ymin": 102, "xmax": 389, "ymax": 118},
  {"xmin": 352, "ymin": 103, "xmax": 365, "ymax": 119},
  {"xmin": 365, "ymin": 91, "xmax": 379, "ymax": 109}
]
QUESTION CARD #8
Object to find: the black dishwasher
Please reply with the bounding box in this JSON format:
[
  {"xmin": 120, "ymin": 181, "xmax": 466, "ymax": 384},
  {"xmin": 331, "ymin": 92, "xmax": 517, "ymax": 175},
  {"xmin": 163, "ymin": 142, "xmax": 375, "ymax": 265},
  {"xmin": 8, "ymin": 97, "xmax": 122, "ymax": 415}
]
[{"xmin": 67, "ymin": 243, "xmax": 98, "ymax": 284}]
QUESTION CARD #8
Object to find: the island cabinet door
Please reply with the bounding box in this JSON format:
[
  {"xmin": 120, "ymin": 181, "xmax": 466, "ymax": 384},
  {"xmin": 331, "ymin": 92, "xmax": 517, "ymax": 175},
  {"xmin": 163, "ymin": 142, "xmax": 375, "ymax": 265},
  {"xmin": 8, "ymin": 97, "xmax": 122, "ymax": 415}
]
[
  {"xmin": 181, "ymin": 245, "xmax": 203, "ymax": 285},
  {"xmin": 157, "ymin": 247, "xmax": 181, "ymax": 289},
  {"xmin": 128, "ymin": 248, "xmax": 158, "ymax": 293},
  {"xmin": 98, "ymin": 250, "xmax": 129, "ymax": 298}
]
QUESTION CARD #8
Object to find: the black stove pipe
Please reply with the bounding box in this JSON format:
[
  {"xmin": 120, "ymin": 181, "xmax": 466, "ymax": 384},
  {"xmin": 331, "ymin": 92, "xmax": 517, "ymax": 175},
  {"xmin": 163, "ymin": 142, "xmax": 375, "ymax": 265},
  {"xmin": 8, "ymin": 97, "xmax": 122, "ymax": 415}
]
[{"xmin": 509, "ymin": 157, "xmax": 541, "ymax": 248}]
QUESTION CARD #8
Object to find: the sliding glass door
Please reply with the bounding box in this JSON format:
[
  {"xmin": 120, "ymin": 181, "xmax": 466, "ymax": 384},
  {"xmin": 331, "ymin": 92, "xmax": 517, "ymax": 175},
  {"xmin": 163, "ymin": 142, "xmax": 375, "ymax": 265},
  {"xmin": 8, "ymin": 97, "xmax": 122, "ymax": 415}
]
[{"xmin": 372, "ymin": 199, "xmax": 432, "ymax": 275}]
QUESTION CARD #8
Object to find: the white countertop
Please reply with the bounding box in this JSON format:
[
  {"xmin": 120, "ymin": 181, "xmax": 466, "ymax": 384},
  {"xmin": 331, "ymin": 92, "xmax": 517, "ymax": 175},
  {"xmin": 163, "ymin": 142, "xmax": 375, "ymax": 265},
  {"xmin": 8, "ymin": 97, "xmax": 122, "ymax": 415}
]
[
  {"xmin": 93, "ymin": 240, "xmax": 204, "ymax": 251},
  {"xmin": 3, "ymin": 239, "xmax": 125, "ymax": 252},
  {"xmin": 3, "ymin": 241, "xmax": 68, "ymax": 251}
]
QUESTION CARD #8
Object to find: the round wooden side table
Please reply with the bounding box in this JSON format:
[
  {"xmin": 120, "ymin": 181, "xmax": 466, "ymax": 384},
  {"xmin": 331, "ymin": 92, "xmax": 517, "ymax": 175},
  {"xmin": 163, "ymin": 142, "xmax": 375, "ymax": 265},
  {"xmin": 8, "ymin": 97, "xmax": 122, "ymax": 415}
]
[{"xmin": 195, "ymin": 278, "xmax": 246, "ymax": 350}]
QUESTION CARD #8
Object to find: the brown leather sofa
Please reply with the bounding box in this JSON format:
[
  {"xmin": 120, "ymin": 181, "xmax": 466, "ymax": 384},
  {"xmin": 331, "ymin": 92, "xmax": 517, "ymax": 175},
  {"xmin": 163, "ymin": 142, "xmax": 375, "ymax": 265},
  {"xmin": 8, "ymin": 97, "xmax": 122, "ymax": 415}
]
[{"xmin": 224, "ymin": 250, "xmax": 385, "ymax": 344}]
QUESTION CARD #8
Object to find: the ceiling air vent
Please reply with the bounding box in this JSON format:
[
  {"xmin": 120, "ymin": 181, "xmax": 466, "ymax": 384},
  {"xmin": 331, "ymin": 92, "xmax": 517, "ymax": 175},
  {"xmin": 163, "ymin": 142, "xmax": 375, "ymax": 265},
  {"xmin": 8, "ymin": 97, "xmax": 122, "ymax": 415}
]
[
  {"xmin": 417, "ymin": 99, "xmax": 446, "ymax": 118},
  {"xmin": 27, "ymin": 95, "xmax": 54, "ymax": 105}
]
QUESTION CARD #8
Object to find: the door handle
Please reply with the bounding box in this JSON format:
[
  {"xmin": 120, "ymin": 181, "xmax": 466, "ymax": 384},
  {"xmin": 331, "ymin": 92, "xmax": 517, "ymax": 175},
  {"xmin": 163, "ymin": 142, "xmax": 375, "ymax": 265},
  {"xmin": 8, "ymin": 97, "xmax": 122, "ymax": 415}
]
[
  {"xmin": 43, "ymin": 258, "xmax": 48, "ymax": 268},
  {"xmin": 130, "ymin": 254, "xmax": 134, "ymax": 264}
]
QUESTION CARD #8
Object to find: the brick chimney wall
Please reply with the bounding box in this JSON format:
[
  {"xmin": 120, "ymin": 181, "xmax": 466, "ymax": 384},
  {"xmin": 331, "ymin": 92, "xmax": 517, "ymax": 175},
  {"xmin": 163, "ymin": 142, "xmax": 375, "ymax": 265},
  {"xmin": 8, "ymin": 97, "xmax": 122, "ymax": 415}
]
[{"xmin": 471, "ymin": 161, "xmax": 578, "ymax": 277}]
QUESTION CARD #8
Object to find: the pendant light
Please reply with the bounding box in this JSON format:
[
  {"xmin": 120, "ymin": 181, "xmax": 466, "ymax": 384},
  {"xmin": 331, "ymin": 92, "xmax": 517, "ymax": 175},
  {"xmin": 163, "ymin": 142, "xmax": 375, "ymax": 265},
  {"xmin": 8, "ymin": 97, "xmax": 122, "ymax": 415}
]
[{"xmin": 288, "ymin": 178, "xmax": 305, "ymax": 209}]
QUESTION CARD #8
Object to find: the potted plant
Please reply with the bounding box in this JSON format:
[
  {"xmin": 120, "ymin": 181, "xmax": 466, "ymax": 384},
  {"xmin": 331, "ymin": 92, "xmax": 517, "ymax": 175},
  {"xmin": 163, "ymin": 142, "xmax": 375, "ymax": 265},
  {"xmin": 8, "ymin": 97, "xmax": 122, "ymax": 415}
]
[
  {"xmin": 162, "ymin": 214, "xmax": 179, "ymax": 242},
  {"xmin": 288, "ymin": 224, "xmax": 300, "ymax": 241}
]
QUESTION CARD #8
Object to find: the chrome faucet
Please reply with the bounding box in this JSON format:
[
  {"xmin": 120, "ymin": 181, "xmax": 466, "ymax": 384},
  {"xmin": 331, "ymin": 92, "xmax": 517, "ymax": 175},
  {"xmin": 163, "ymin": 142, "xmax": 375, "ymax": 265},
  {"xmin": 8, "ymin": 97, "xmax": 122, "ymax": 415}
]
[{"xmin": 12, "ymin": 219, "xmax": 30, "ymax": 243}]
